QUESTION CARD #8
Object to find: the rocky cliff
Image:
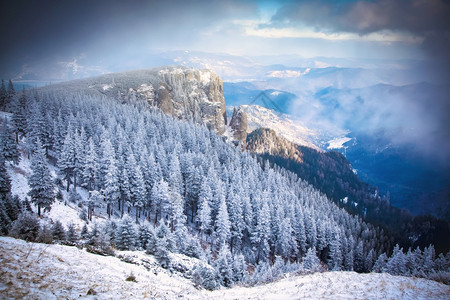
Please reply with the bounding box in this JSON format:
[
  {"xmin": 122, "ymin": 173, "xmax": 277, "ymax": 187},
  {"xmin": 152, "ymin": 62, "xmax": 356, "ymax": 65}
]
[
  {"xmin": 246, "ymin": 128, "xmax": 303, "ymax": 163},
  {"xmin": 42, "ymin": 66, "xmax": 227, "ymax": 134},
  {"xmin": 228, "ymin": 107, "xmax": 248, "ymax": 144}
]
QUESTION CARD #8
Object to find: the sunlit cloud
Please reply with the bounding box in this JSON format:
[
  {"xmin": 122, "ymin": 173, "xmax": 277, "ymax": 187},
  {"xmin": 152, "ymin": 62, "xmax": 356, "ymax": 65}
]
[{"xmin": 244, "ymin": 25, "xmax": 424, "ymax": 44}]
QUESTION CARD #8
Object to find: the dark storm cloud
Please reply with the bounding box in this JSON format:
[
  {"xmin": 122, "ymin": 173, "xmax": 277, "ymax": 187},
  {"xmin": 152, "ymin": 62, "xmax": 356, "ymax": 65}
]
[
  {"xmin": 0, "ymin": 0, "xmax": 257, "ymax": 78},
  {"xmin": 271, "ymin": 0, "xmax": 450, "ymax": 35},
  {"xmin": 271, "ymin": 0, "xmax": 450, "ymax": 78}
]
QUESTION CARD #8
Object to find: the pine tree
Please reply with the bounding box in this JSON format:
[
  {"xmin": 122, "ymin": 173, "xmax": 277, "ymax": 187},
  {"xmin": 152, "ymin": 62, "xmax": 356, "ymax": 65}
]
[
  {"xmin": 354, "ymin": 240, "xmax": 365, "ymax": 272},
  {"xmin": 252, "ymin": 260, "xmax": 272, "ymax": 284},
  {"xmin": 0, "ymin": 200, "xmax": 11, "ymax": 235},
  {"xmin": 0, "ymin": 118, "xmax": 20, "ymax": 164},
  {"xmin": 192, "ymin": 263, "xmax": 219, "ymax": 290},
  {"xmin": 81, "ymin": 223, "xmax": 89, "ymax": 239},
  {"xmin": 227, "ymin": 190, "xmax": 244, "ymax": 254},
  {"xmin": 66, "ymin": 222, "xmax": 79, "ymax": 243},
  {"xmin": 251, "ymin": 202, "xmax": 271, "ymax": 263},
  {"xmin": 151, "ymin": 179, "xmax": 171, "ymax": 224},
  {"xmin": 372, "ymin": 252, "xmax": 388, "ymax": 273},
  {"xmin": 51, "ymin": 220, "xmax": 66, "ymax": 241},
  {"xmin": 302, "ymin": 247, "xmax": 321, "ymax": 271},
  {"xmin": 37, "ymin": 223, "xmax": 54, "ymax": 244},
  {"xmin": 28, "ymin": 139, "xmax": 55, "ymax": 216},
  {"xmin": 214, "ymin": 244, "xmax": 234, "ymax": 287},
  {"xmin": 386, "ymin": 244, "xmax": 407, "ymax": 276},
  {"xmin": 277, "ymin": 218, "xmax": 297, "ymax": 259},
  {"xmin": 214, "ymin": 197, "xmax": 231, "ymax": 251},
  {"xmin": 232, "ymin": 253, "xmax": 248, "ymax": 283},
  {"xmin": 115, "ymin": 215, "xmax": 137, "ymax": 250},
  {"xmin": 81, "ymin": 137, "xmax": 98, "ymax": 191},
  {"xmin": 58, "ymin": 128, "xmax": 76, "ymax": 191},
  {"xmin": 11, "ymin": 92, "xmax": 27, "ymax": 143},
  {"xmin": 0, "ymin": 156, "xmax": 11, "ymax": 198},
  {"xmin": 0, "ymin": 80, "xmax": 6, "ymax": 111},
  {"xmin": 154, "ymin": 221, "xmax": 172, "ymax": 268},
  {"xmin": 138, "ymin": 224, "xmax": 154, "ymax": 250},
  {"xmin": 197, "ymin": 181, "xmax": 212, "ymax": 236},
  {"xmin": 8, "ymin": 212, "xmax": 40, "ymax": 241},
  {"xmin": 329, "ymin": 233, "xmax": 343, "ymax": 271},
  {"xmin": 101, "ymin": 139, "xmax": 120, "ymax": 218}
]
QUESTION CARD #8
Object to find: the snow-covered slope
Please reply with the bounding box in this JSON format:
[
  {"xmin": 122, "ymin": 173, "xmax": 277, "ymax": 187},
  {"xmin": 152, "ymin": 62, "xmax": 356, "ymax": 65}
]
[
  {"xmin": 1, "ymin": 237, "xmax": 448, "ymax": 299},
  {"xmin": 237, "ymin": 105, "xmax": 319, "ymax": 149}
]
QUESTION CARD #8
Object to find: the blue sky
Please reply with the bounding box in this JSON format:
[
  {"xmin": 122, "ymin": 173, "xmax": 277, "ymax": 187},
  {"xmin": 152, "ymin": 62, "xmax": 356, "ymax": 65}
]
[{"xmin": 1, "ymin": 0, "xmax": 448, "ymax": 79}]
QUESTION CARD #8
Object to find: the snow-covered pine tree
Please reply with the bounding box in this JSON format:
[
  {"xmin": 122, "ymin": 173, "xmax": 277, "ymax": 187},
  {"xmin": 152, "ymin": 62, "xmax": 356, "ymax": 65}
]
[
  {"xmin": 302, "ymin": 247, "xmax": 321, "ymax": 271},
  {"xmin": 82, "ymin": 138, "xmax": 99, "ymax": 191},
  {"xmin": 0, "ymin": 118, "xmax": 20, "ymax": 164},
  {"xmin": 51, "ymin": 220, "xmax": 66, "ymax": 241},
  {"xmin": 0, "ymin": 80, "xmax": 6, "ymax": 111},
  {"xmin": 0, "ymin": 155, "xmax": 11, "ymax": 199},
  {"xmin": 101, "ymin": 138, "xmax": 120, "ymax": 218},
  {"xmin": 115, "ymin": 215, "xmax": 137, "ymax": 250},
  {"xmin": 372, "ymin": 252, "xmax": 388, "ymax": 273},
  {"xmin": 213, "ymin": 197, "xmax": 231, "ymax": 252},
  {"xmin": 10, "ymin": 92, "xmax": 27, "ymax": 143},
  {"xmin": 151, "ymin": 179, "xmax": 171, "ymax": 224},
  {"xmin": 214, "ymin": 243, "xmax": 234, "ymax": 287},
  {"xmin": 66, "ymin": 222, "xmax": 79, "ymax": 243},
  {"xmin": 154, "ymin": 221, "xmax": 172, "ymax": 268},
  {"xmin": 197, "ymin": 180, "xmax": 212, "ymax": 241},
  {"xmin": 251, "ymin": 201, "xmax": 271, "ymax": 263},
  {"xmin": 27, "ymin": 139, "xmax": 55, "ymax": 216},
  {"xmin": 138, "ymin": 224, "xmax": 154, "ymax": 250}
]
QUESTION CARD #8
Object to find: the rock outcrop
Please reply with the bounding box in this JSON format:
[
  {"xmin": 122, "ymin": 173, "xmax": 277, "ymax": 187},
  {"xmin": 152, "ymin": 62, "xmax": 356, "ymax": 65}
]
[
  {"xmin": 246, "ymin": 128, "xmax": 303, "ymax": 163},
  {"xmin": 44, "ymin": 66, "xmax": 227, "ymax": 134},
  {"xmin": 229, "ymin": 106, "xmax": 248, "ymax": 144}
]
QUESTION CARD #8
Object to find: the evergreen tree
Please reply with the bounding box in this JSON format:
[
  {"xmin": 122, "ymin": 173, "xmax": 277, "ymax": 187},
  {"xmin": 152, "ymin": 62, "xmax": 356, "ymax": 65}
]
[
  {"xmin": 192, "ymin": 263, "xmax": 219, "ymax": 290},
  {"xmin": 37, "ymin": 223, "xmax": 54, "ymax": 244},
  {"xmin": 214, "ymin": 197, "xmax": 231, "ymax": 251},
  {"xmin": 0, "ymin": 156, "xmax": 11, "ymax": 198},
  {"xmin": 252, "ymin": 260, "xmax": 272, "ymax": 284},
  {"xmin": 81, "ymin": 223, "xmax": 89, "ymax": 239},
  {"xmin": 115, "ymin": 215, "xmax": 137, "ymax": 250},
  {"xmin": 372, "ymin": 252, "xmax": 388, "ymax": 273},
  {"xmin": 386, "ymin": 244, "xmax": 407, "ymax": 276},
  {"xmin": 232, "ymin": 253, "xmax": 248, "ymax": 283},
  {"xmin": 0, "ymin": 119, "xmax": 20, "ymax": 164},
  {"xmin": 66, "ymin": 222, "xmax": 79, "ymax": 243},
  {"xmin": 154, "ymin": 221, "xmax": 172, "ymax": 268},
  {"xmin": 81, "ymin": 137, "xmax": 98, "ymax": 191},
  {"xmin": 151, "ymin": 179, "xmax": 171, "ymax": 224},
  {"xmin": 302, "ymin": 247, "xmax": 321, "ymax": 271},
  {"xmin": 277, "ymin": 218, "xmax": 297, "ymax": 259},
  {"xmin": 51, "ymin": 220, "xmax": 66, "ymax": 241},
  {"xmin": 0, "ymin": 200, "xmax": 11, "ymax": 235},
  {"xmin": 251, "ymin": 202, "xmax": 271, "ymax": 263},
  {"xmin": 11, "ymin": 92, "xmax": 27, "ymax": 143},
  {"xmin": 101, "ymin": 139, "xmax": 120, "ymax": 218},
  {"xmin": 214, "ymin": 244, "xmax": 234, "ymax": 287},
  {"xmin": 28, "ymin": 139, "xmax": 55, "ymax": 216},
  {"xmin": 227, "ymin": 190, "xmax": 244, "ymax": 254},
  {"xmin": 8, "ymin": 212, "xmax": 40, "ymax": 241},
  {"xmin": 197, "ymin": 181, "xmax": 212, "ymax": 241},
  {"xmin": 138, "ymin": 224, "xmax": 154, "ymax": 250},
  {"xmin": 0, "ymin": 80, "xmax": 6, "ymax": 110}
]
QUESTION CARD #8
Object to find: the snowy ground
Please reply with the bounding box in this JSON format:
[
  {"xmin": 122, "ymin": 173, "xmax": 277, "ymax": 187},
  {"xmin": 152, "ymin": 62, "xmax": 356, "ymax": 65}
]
[{"xmin": 1, "ymin": 237, "xmax": 448, "ymax": 300}]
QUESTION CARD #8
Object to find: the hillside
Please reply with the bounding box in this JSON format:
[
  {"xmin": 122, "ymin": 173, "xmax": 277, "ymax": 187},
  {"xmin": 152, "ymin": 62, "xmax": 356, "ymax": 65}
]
[
  {"xmin": 1, "ymin": 237, "xmax": 449, "ymax": 299},
  {"xmin": 245, "ymin": 128, "xmax": 450, "ymax": 252}
]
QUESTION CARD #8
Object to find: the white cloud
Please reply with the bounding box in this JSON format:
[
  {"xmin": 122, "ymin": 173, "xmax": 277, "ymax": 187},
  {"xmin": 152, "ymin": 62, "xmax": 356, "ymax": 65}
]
[{"xmin": 244, "ymin": 25, "xmax": 423, "ymax": 44}]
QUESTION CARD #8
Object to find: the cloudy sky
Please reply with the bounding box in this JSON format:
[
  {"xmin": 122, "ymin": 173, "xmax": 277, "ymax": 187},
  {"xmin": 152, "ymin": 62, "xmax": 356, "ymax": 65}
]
[{"xmin": 0, "ymin": 0, "xmax": 449, "ymax": 79}]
